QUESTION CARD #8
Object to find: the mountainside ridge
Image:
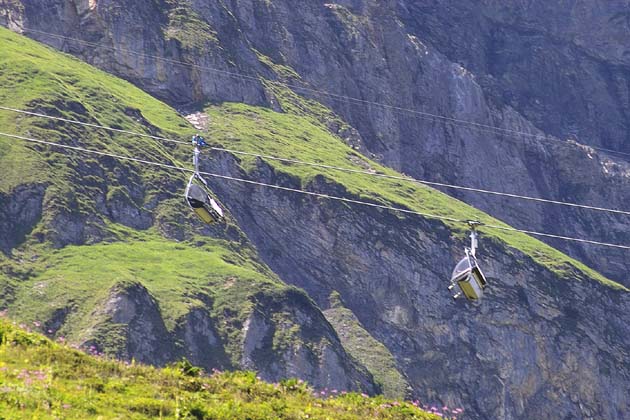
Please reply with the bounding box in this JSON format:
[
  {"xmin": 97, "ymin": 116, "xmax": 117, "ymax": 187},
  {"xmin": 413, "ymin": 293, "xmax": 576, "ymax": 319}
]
[
  {"xmin": 0, "ymin": 26, "xmax": 380, "ymax": 394},
  {"xmin": 1, "ymin": 8, "xmax": 630, "ymax": 420}
]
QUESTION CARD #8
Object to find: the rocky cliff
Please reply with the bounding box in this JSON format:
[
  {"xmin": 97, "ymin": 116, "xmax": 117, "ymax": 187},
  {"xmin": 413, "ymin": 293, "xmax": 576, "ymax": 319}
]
[
  {"xmin": 1, "ymin": 2, "xmax": 630, "ymax": 419},
  {"xmin": 3, "ymin": 0, "xmax": 629, "ymax": 283},
  {"xmin": 199, "ymin": 105, "xmax": 630, "ymax": 419}
]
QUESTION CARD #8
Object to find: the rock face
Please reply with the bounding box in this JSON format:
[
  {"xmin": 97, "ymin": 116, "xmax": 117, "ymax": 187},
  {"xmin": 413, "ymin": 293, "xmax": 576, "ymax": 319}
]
[
  {"xmin": 206, "ymin": 155, "xmax": 630, "ymax": 420},
  {"xmin": 399, "ymin": 0, "xmax": 630, "ymax": 151},
  {"xmin": 82, "ymin": 281, "xmax": 378, "ymax": 393},
  {"xmin": 93, "ymin": 281, "xmax": 176, "ymax": 365},
  {"xmin": 0, "ymin": 184, "xmax": 46, "ymax": 254},
  {"xmin": 5, "ymin": 0, "xmax": 630, "ymax": 284},
  {"xmin": 240, "ymin": 288, "xmax": 378, "ymax": 394}
]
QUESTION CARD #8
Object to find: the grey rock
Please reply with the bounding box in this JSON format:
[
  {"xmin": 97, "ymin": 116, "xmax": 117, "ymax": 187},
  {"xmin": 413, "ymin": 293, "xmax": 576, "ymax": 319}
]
[
  {"xmin": 175, "ymin": 307, "xmax": 232, "ymax": 370},
  {"xmin": 205, "ymin": 155, "xmax": 630, "ymax": 420},
  {"xmin": 92, "ymin": 281, "xmax": 176, "ymax": 365},
  {"xmin": 241, "ymin": 288, "xmax": 379, "ymax": 393},
  {"xmin": 0, "ymin": 183, "xmax": 46, "ymax": 254}
]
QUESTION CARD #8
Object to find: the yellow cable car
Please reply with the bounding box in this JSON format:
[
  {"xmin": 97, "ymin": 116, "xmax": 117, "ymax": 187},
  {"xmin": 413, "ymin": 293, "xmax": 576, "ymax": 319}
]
[
  {"xmin": 449, "ymin": 221, "xmax": 488, "ymax": 301},
  {"xmin": 184, "ymin": 137, "xmax": 224, "ymax": 225},
  {"xmin": 185, "ymin": 181, "xmax": 224, "ymax": 224},
  {"xmin": 450, "ymin": 250, "xmax": 487, "ymax": 300}
]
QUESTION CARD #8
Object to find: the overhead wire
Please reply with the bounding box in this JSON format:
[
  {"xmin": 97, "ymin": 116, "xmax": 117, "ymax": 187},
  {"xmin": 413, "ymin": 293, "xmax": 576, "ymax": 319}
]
[
  {"xmin": 208, "ymin": 146, "xmax": 630, "ymax": 217},
  {"xmin": 2, "ymin": 104, "xmax": 630, "ymax": 217},
  {"xmin": 15, "ymin": 26, "xmax": 630, "ymax": 159},
  {"xmin": 0, "ymin": 105, "xmax": 187, "ymax": 146},
  {"xmin": 2, "ymin": 130, "xmax": 630, "ymax": 251}
]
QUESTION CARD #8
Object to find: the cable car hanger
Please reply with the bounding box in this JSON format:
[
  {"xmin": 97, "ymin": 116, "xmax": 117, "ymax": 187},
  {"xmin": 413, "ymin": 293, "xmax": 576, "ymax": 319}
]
[
  {"xmin": 449, "ymin": 221, "xmax": 489, "ymax": 301},
  {"xmin": 184, "ymin": 134, "xmax": 225, "ymax": 224}
]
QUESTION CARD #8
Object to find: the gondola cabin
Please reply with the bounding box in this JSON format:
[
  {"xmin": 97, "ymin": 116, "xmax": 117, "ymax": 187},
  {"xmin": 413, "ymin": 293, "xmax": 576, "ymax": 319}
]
[
  {"xmin": 185, "ymin": 183, "xmax": 224, "ymax": 224},
  {"xmin": 450, "ymin": 251, "xmax": 487, "ymax": 301}
]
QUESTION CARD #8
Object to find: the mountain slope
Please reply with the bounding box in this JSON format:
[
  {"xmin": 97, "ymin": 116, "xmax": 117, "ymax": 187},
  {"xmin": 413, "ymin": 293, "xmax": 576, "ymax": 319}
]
[
  {"xmin": 1, "ymin": 24, "xmax": 630, "ymax": 420},
  {"xmin": 0, "ymin": 25, "xmax": 378, "ymax": 394},
  {"xmin": 7, "ymin": 0, "xmax": 629, "ymax": 284},
  {"xmin": 198, "ymin": 99, "xmax": 630, "ymax": 419}
]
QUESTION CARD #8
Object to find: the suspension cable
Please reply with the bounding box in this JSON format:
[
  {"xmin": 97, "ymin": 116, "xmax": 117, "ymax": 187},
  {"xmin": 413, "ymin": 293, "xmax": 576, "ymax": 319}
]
[
  {"xmin": 14, "ymin": 26, "xmax": 630, "ymax": 158},
  {"xmin": 2, "ymin": 105, "xmax": 630, "ymax": 217},
  {"xmin": 2, "ymin": 130, "xmax": 630, "ymax": 250}
]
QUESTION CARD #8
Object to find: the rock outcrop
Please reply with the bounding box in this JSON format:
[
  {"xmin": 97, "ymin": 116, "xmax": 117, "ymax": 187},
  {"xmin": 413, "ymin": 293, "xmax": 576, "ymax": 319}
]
[
  {"xmin": 0, "ymin": 184, "xmax": 46, "ymax": 254},
  {"xmin": 80, "ymin": 281, "xmax": 378, "ymax": 393},
  {"xmin": 240, "ymin": 288, "xmax": 378, "ymax": 394},
  {"xmin": 91, "ymin": 281, "xmax": 175, "ymax": 365}
]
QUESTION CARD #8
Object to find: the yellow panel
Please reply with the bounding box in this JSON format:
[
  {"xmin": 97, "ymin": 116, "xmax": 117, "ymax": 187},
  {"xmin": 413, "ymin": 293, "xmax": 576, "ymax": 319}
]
[
  {"xmin": 194, "ymin": 207, "xmax": 216, "ymax": 224},
  {"xmin": 458, "ymin": 279, "xmax": 481, "ymax": 300}
]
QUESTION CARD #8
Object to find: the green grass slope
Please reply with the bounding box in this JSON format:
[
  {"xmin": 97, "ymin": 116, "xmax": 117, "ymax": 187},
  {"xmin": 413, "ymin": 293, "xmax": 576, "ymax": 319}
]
[
  {"xmin": 0, "ymin": 28, "xmax": 191, "ymax": 194},
  {"xmin": 0, "ymin": 319, "xmax": 441, "ymax": 419},
  {"xmin": 0, "ymin": 28, "xmax": 623, "ymax": 317},
  {"xmin": 5, "ymin": 234, "xmax": 280, "ymax": 361}
]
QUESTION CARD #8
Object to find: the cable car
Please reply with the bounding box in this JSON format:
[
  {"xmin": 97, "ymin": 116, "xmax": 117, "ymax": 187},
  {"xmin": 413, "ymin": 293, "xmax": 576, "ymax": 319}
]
[
  {"xmin": 449, "ymin": 221, "xmax": 488, "ymax": 301},
  {"xmin": 185, "ymin": 135, "xmax": 225, "ymax": 225},
  {"xmin": 185, "ymin": 181, "xmax": 224, "ymax": 224},
  {"xmin": 450, "ymin": 249, "xmax": 487, "ymax": 300}
]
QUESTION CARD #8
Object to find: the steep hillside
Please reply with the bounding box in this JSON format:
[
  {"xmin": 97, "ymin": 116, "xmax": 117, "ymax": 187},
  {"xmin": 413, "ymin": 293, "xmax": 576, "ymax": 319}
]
[
  {"xmin": 1, "ymin": 23, "xmax": 630, "ymax": 420},
  {"xmin": 0, "ymin": 319, "xmax": 441, "ymax": 419},
  {"xmin": 198, "ymin": 99, "xmax": 630, "ymax": 420},
  {"xmin": 5, "ymin": 0, "xmax": 629, "ymax": 283},
  {"xmin": 0, "ymin": 26, "xmax": 377, "ymax": 394}
]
